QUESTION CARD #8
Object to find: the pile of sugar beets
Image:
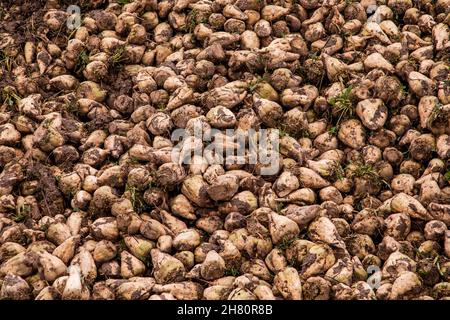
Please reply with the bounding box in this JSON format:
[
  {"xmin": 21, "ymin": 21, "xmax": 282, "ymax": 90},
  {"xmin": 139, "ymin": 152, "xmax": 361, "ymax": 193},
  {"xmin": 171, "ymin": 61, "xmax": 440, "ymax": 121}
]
[{"xmin": 0, "ymin": 0, "xmax": 450, "ymax": 300}]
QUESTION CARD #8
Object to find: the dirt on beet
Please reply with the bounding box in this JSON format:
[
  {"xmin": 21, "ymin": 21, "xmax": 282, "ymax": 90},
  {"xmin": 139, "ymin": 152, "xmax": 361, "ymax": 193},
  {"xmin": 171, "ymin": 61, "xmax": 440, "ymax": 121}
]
[{"xmin": 0, "ymin": 0, "xmax": 450, "ymax": 302}]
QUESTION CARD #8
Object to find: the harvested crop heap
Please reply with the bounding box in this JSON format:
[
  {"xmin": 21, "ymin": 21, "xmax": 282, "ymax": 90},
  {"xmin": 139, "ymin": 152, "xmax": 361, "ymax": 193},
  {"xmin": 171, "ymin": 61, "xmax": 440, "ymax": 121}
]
[{"xmin": 0, "ymin": 0, "xmax": 450, "ymax": 300}]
